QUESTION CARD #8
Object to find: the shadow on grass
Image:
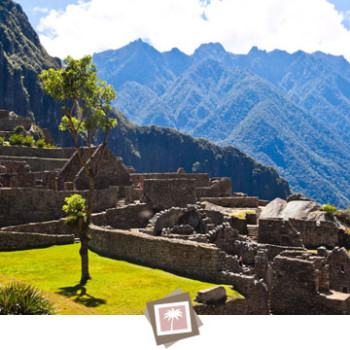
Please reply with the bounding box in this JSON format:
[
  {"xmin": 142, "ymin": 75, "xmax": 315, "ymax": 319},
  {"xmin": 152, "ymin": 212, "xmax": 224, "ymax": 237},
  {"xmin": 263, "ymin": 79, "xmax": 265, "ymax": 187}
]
[{"xmin": 57, "ymin": 284, "xmax": 106, "ymax": 308}]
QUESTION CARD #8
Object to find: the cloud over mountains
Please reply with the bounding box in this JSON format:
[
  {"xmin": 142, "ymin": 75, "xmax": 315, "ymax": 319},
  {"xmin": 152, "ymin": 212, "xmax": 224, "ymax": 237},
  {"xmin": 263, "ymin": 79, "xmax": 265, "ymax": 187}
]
[{"xmin": 37, "ymin": 0, "xmax": 350, "ymax": 60}]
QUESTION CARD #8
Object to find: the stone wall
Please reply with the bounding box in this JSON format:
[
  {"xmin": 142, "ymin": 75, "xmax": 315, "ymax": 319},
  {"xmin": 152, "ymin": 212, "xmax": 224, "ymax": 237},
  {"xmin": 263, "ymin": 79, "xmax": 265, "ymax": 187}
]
[
  {"xmin": 131, "ymin": 173, "xmax": 210, "ymax": 188},
  {"xmin": 270, "ymin": 251, "xmax": 350, "ymax": 314},
  {"xmin": 0, "ymin": 231, "xmax": 74, "ymax": 251},
  {"xmin": 75, "ymin": 150, "xmax": 131, "ymax": 190},
  {"xmin": 0, "ymin": 169, "xmax": 59, "ymax": 189},
  {"xmin": 0, "ymin": 146, "xmax": 75, "ymax": 159},
  {"xmin": 125, "ymin": 187, "xmax": 143, "ymax": 203},
  {"xmin": 258, "ymin": 219, "xmax": 304, "ymax": 247},
  {"xmin": 88, "ymin": 225, "xmax": 241, "ymax": 282},
  {"xmin": 201, "ymin": 197, "xmax": 259, "ymax": 208},
  {"xmin": 291, "ymin": 218, "xmax": 343, "ymax": 248},
  {"xmin": 0, "ymin": 159, "xmax": 30, "ymax": 173},
  {"xmin": 92, "ymin": 203, "xmax": 153, "ymax": 229},
  {"xmin": 258, "ymin": 218, "xmax": 343, "ymax": 248},
  {"xmin": 270, "ymin": 253, "xmax": 320, "ymax": 314},
  {"xmin": 0, "ymin": 111, "xmax": 32, "ymax": 131},
  {"xmin": 327, "ymin": 247, "xmax": 350, "ymax": 293},
  {"xmin": 57, "ymin": 147, "xmax": 131, "ymax": 191},
  {"xmin": 146, "ymin": 205, "xmax": 226, "ymax": 236},
  {"xmin": 142, "ymin": 179, "xmax": 197, "ymax": 210},
  {"xmin": 0, "ymin": 156, "xmax": 67, "ymax": 172},
  {"xmin": 196, "ymin": 178, "xmax": 232, "ymax": 198},
  {"xmin": 56, "ymin": 149, "xmax": 89, "ymax": 190},
  {"xmin": 0, "ymin": 218, "xmax": 75, "ymax": 235},
  {"xmin": 0, "ymin": 187, "xmax": 118, "ymax": 226},
  {"xmin": 195, "ymin": 272, "xmax": 269, "ymax": 315}
]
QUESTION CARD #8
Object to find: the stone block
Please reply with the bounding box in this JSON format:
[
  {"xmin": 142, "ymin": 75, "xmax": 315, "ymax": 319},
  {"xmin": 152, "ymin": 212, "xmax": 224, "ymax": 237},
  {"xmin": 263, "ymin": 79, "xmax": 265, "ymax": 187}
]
[{"xmin": 195, "ymin": 286, "xmax": 227, "ymax": 304}]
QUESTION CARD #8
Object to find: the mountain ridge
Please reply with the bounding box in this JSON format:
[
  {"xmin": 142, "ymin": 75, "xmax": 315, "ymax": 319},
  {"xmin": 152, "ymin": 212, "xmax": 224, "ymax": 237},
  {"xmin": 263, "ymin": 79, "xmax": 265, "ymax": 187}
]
[
  {"xmin": 92, "ymin": 39, "xmax": 350, "ymax": 207},
  {"xmin": 0, "ymin": 0, "xmax": 290, "ymax": 201}
]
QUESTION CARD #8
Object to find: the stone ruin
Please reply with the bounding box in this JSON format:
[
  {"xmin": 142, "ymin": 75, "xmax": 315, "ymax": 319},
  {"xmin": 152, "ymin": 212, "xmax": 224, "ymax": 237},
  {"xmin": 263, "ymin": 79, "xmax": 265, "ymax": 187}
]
[
  {"xmin": 1, "ymin": 110, "xmax": 350, "ymax": 314},
  {"xmin": 269, "ymin": 248, "xmax": 350, "ymax": 314}
]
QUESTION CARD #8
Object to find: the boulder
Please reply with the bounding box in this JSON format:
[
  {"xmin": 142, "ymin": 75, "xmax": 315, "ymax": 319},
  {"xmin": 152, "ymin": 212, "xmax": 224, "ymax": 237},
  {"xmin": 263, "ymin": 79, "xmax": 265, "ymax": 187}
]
[
  {"xmin": 287, "ymin": 193, "xmax": 309, "ymax": 202},
  {"xmin": 259, "ymin": 198, "xmax": 286, "ymax": 219},
  {"xmin": 260, "ymin": 198, "xmax": 322, "ymax": 221},
  {"xmin": 195, "ymin": 286, "xmax": 227, "ymax": 304},
  {"xmin": 282, "ymin": 200, "xmax": 322, "ymax": 220}
]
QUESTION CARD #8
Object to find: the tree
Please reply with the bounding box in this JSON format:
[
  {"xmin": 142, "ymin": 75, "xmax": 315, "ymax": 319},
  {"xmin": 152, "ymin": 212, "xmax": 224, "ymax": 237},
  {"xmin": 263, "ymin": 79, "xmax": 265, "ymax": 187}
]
[
  {"xmin": 163, "ymin": 307, "xmax": 183, "ymax": 331},
  {"xmin": 39, "ymin": 56, "xmax": 117, "ymax": 284},
  {"xmin": 62, "ymin": 194, "xmax": 89, "ymax": 282}
]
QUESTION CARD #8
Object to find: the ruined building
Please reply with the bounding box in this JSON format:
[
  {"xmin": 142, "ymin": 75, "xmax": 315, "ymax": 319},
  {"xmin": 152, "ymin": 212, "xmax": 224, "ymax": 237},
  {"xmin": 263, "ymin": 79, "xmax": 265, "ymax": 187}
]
[{"xmin": 0, "ymin": 109, "xmax": 350, "ymax": 314}]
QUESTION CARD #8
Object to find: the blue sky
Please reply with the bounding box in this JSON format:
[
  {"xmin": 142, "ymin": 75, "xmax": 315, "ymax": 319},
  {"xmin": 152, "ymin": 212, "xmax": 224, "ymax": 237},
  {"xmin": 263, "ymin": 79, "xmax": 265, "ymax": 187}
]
[
  {"xmin": 14, "ymin": 0, "xmax": 350, "ymax": 60},
  {"xmin": 329, "ymin": 0, "xmax": 350, "ymax": 11},
  {"xmin": 17, "ymin": 0, "xmax": 79, "ymax": 28}
]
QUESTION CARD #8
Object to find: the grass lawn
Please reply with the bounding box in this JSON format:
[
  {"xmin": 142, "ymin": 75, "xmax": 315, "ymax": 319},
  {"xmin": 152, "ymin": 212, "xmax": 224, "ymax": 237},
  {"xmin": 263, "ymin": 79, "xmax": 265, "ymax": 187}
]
[{"xmin": 0, "ymin": 244, "xmax": 242, "ymax": 315}]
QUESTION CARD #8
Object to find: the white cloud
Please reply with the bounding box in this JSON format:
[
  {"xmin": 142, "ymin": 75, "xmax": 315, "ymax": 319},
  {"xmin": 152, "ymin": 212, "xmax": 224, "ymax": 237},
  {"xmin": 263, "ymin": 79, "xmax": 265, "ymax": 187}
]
[
  {"xmin": 38, "ymin": 0, "xmax": 350, "ymax": 61},
  {"xmin": 33, "ymin": 7, "xmax": 49, "ymax": 14}
]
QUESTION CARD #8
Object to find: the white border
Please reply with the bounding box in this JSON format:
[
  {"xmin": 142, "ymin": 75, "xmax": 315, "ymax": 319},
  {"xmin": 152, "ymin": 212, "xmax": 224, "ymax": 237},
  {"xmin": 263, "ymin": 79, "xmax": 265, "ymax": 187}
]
[{"xmin": 154, "ymin": 301, "xmax": 192, "ymax": 336}]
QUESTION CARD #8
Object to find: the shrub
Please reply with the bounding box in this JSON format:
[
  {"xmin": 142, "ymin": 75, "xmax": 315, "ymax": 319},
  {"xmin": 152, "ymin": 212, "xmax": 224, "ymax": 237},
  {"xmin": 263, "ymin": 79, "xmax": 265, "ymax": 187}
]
[
  {"xmin": 0, "ymin": 137, "xmax": 4, "ymax": 145},
  {"xmin": 13, "ymin": 125, "xmax": 26, "ymax": 135},
  {"xmin": 36, "ymin": 138, "xmax": 46, "ymax": 148},
  {"xmin": 9, "ymin": 133, "xmax": 25, "ymax": 146},
  {"xmin": 322, "ymin": 204, "xmax": 337, "ymax": 214},
  {"xmin": 22, "ymin": 135, "xmax": 34, "ymax": 147},
  {"xmin": 0, "ymin": 282, "xmax": 55, "ymax": 315},
  {"xmin": 63, "ymin": 194, "xmax": 87, "ymax": 226}
]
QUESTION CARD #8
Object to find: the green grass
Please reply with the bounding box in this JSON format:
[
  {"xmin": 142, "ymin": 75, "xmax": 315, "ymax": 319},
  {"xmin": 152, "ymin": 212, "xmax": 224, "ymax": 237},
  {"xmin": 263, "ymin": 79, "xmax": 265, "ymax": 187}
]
[
  {"xmin": 0, "ymin": 244, "xmax": 242, "ymax": 315},
  {"xmin": 229, "ymin": 210, "xmax": 255, "ymax": 220}
]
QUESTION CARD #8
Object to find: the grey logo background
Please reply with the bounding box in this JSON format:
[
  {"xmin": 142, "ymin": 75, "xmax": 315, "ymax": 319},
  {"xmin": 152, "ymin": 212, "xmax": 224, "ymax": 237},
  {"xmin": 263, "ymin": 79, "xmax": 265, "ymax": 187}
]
[{"xmin": 143, "ymin": 289, "xmax": 203, "ymax": 347}]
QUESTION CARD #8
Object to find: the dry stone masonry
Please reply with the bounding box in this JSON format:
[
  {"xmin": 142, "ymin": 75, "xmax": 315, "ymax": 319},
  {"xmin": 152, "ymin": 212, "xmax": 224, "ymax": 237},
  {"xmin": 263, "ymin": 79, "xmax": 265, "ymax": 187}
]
[{"xmin": 1, "ymin": 110, "xmax": 350, "ymax": 314}]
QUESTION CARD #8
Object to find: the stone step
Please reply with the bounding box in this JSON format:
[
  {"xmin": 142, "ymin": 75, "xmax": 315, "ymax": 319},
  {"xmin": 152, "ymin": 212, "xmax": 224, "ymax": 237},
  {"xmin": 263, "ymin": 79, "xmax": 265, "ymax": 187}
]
[{"xmin": 247, "ymin": 224, "xmax": 259, "ymax": 237}]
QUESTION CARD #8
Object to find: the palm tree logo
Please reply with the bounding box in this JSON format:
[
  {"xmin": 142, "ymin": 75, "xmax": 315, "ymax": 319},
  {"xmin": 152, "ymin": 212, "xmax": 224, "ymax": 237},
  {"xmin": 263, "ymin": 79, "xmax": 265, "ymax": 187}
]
[{"xmin": 163, "ymin": 307, "xmax": 183, "ymax": 331}]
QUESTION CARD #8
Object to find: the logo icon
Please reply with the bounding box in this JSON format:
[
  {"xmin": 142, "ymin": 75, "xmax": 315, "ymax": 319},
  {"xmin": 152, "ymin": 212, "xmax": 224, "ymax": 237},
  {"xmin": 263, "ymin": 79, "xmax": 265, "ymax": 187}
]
[{"xmin": 144, "ymin": 289, "xmax": 202, "ymax": 347}]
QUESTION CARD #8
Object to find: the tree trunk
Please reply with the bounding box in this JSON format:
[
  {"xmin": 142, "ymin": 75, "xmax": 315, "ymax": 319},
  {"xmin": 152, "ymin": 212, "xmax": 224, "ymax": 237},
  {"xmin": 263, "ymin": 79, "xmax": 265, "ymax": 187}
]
[
  {"xmin": 87, "ymin": 175, "xmax": 95, "ymax": 224},
  {"xmin": 78, "ymin": 217, "xmax": 91, "ymax": 285},
  {"xmin": 77, "ymin": 175, "xmax": 95, "ymax": 285}
]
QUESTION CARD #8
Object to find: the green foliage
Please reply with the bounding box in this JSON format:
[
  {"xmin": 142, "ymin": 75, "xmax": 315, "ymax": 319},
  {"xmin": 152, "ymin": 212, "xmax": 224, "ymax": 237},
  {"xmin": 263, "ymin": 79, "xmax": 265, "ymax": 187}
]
[
  {"xmin": 36, "ymin": 138, "xmax": 55, "ymax": 149},
  {"xmin": 0, "ymin": 137, "xmax": 4, "ymax": 145},
  {"xmin": 13, "ymin": 125, "xmax": 25, "ymax": 135},
  {"xmin": 9, "ymin": 133, "xmax": 24, "ymax": 145},
  {"xmin": 322, "ymin": 204, "xmax": 337, "ymax": 214},
  {"xmin": 22, "ymin": 135, "xmax": 34, "ymax": 147},
  {"xmin": 8, "ymin": 134, "xmax": 34, "ymax": 147},
  {"xmin": 40, "ymin": 56, "xmax": 117, "ymax": 141},
  {"xmin": 62, "ymin": 194, "xmax": 87, "ymax": 226},
  {"xmin": 36, "ymin": 138, "xmax": 46, "ymax": 148},
  {"xmin": 0, "ymin": 282, "xmax": 55, "ymax": 315}
]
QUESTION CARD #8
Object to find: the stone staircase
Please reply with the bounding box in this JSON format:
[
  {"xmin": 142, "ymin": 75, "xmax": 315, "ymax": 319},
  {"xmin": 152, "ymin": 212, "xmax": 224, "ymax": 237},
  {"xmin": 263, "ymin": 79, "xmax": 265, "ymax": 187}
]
[{"xmin": 247, "ymin": 224, "xmax": 259, "ymax": 241}]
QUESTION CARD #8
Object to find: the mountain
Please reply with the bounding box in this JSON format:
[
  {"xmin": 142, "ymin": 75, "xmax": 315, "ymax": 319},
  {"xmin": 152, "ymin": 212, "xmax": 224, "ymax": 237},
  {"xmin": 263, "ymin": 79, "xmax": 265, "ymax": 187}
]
[
  {"xmin": 106, "ymin": 110, "xmax": 290, "ymax": 200},
  {"xmin": 0, "ymin": 0, "xmax": 69, "ymax": 144},
  {"xmin": 230, "ymin": 47, "xmax": 350, "ymax": 143},
  {"xmin": 0, "ymin": 0, "xmax": 290, "ymax": 200},
  {"xmin": 93, "ymin": 40, "xmax": 350, "ymax": 207}
]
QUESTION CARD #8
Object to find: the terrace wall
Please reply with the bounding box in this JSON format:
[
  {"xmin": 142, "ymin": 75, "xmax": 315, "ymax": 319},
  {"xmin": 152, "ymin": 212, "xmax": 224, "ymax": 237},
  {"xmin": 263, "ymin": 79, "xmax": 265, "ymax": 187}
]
[
  {"xmin": 0, "ymin": 231, "xmax": 74, "ymax": 251},
  {"xmin": 0, "ymin": 187, "xmax": 118, "ymax": 226},
  {"xmin": 88, "ymin": 225, "xmax": 240, "ymax": 282}
]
